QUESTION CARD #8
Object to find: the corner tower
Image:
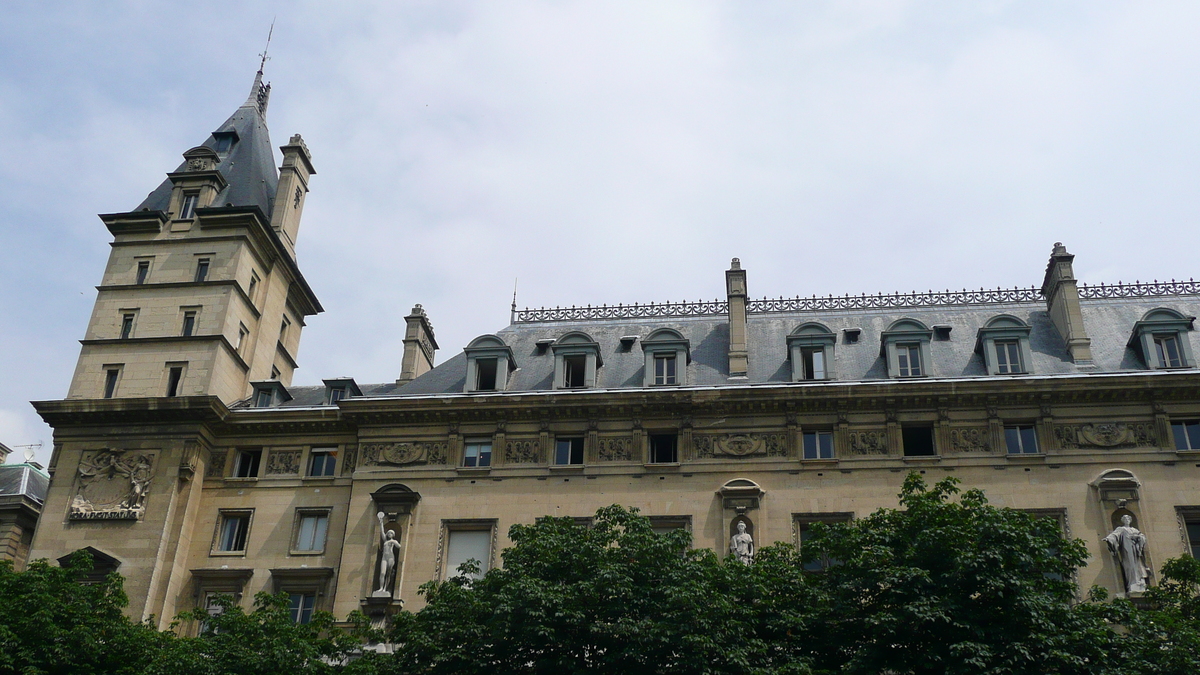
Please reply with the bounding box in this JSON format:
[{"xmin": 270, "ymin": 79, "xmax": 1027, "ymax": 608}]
[{"xmin": 66, "ymin": 68, "xmax": 322, "ymax": 404}]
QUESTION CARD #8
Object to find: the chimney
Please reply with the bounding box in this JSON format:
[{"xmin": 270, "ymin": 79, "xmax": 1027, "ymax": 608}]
[
  {"xmin": 1040, "ymin": 242, "xmax": 1093, "ymax": 365},
  {"xmin": 726, "ymin": 258, "xmax": 749, "ymax": 377},
  {"xmin": 270, "ymin": 134, "xmax": 316, "ymax": 258},
  {"xmin": 398, "ymin": 304, "xmax": 439, "ymax": 384}
]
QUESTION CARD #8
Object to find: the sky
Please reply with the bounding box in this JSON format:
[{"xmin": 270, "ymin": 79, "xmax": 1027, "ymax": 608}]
[{"xmin": 2, "ymin": 1, "xmax": 1199, "ymax": 466}]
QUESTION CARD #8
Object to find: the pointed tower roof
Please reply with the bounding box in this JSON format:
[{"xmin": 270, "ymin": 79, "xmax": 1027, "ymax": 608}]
[{"xmin": 135, "ymin": 68, "xmax": 280, "ymax": 217}]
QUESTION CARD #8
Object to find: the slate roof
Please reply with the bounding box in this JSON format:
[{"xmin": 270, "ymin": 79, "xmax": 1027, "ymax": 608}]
[
  {"xmin": 0, "ymin": 464, "xmax": 49, "ymax": 504},
  {"xmin": 135, "ymin": 72, "xmax": 279, "ymax": 217}
]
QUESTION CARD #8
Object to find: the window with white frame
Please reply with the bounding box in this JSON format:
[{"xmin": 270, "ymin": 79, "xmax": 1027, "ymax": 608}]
[
  {"xmin": 897, "ymin": 344, "xmax": 922, "ymax": 377},
  {"xmin": 641, "ymin": 328, "xmax": 690, "ymax": 387},
  {"xmin": 288, "ymin": 593, "xmax": 316, "ymax": 624},
  {"xmin": 463, "ymin": 335, "xmax": 516, "ymax": 393},
  {"xmin": 977, "ymin": 315, "xmax": 1033, "ymax": 376},
  {"xmin": 803, "ymin": 430, "xmax": 834, "ymax": 460},
  {"xmin": 788, "ymin": 323, "xmax": 836, "ymax": 382},
  {"xmin": 233, "ymin": 449, "xmax": 261, "ymax": 478},
  {"xmin": 882, "ymin": 319, "xmax": 933, "ymax": 379},
  {"xmin": 555, "ymin": 437, "xmax": 585, "ymax": 465},
  {"xmin": 1005, "ymin": 425, "xmax": 1039, "ymax": 454},
  {"xmin": 463, "ymin": 439, "xmax": 492, "ymax": 468},
  {"xmin": 442, "ymin": 521, "xmax": 495, "ymax": 579},
  {"xmin": 214, "ymin": 510, "xmax": 252, "ymax": 553},
  {"xmin": 1130, "ymin": 308, "xmax": 1196, "ymax": 370},
  {"xmin": 552, "ymin": 332, "xmax": 602, "ymax": 389},
  {"xmin": 180, "ymin": 193, "xmax": 199, "ymax": 219},
  {"xmin": 293, "ymin": 510, "xmax": 330, "ymax": 553},
  {"xmin": 1172, "ymin": 420, "xmax": 1200, "ymax": 451},
  {"xmin": 308, "ymin": 448, "xmax": 337, "ymax": 477},
  {"xmin": 649, "ymin": 434, "xmax": 678, "ymax": 464}
]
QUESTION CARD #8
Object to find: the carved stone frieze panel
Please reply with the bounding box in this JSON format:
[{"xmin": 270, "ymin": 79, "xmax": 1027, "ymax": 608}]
[
  {"xmin": 505, "ymin": 439, "xmax": 542, "ymax": 464},
  {"xmin": 205, "ymin": 450, "xmax": 226, "ymax": 478},
  {"xmin": 846, "ymin": 430, "xmax": 889, "ymax": 456},
  {"xmin": 694, "ymin": 433, "xmax": 787, "ymax": 459},
  {"xmin": 265, "ymin": 450, "xmax": 301, "ymax": 475},
  {"xmin": 596, "ymin": 436, "xmax": 633, "ymax": 462},
  {"xmin": 70, "ymin": 449, "xmax": 155, "ymax": 520},
  {"xmin": 342, "ymin": 445, "xmax": 358, "ymax": 474},
  {"xmin": 361, "ymin": 441, "xmax": 448, "ymax": 467},
  {"xmin": 1056, "ymin": 423, "xmax": 1157, "ymax": 450},
  {"xmin": 948, "ymin": 427, "xmax": 991, "ymax": 453}
]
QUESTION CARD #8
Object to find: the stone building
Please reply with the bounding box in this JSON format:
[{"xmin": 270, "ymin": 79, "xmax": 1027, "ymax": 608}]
[
  {"xmin": 0, "ymin": 443, "xmax": 49, "ymax": 570},
  {"xmin": 26, "ymin": 70, "xmax": 1200, "ymax": 629}
]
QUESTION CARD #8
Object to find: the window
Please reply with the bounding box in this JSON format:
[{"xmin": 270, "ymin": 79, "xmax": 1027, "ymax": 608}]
[
  {"xmin": 995, "ymin": 340, "xmax": 1023, "ymax": 374},
  {"xmin": 180, "ymin": 193, "xmax": 199, "ymax": 219},
  {"xmin": 1131, "ymin": 308, "xmax": 1195, "ymax": 369},
  {"xmin": 475, "ymin": 358, "xmax": 498, "ymax": 391},
  {"xmin": 294, "ymin": 512, "xmax": 329, "ymax": 552},
  {"xmin": 247, "ymin": 273, "xmax": 259, "ymax": 305},
  {"xmin": 213, "ymin": 133, "xmax": 236, "ymax": 153},
  {"xmin": 279, "ymin": 317, "xmax": 290, "ymax": 344},
  {"xmin": 1184, "ymin": 515, "xmax": 1200, "ymax": 559},
  {"xmin": 237, "ymin": 324, "xmax": 249, "ymax": 354},
  {"xmin": 327, "ymin": 387, "xmax": 346, "ymax": 404},
  {"xmin": 641, "ymin": 328, "xmax": 691, "ymax": 387},
  {"xmin": 649, "ymin": 434, "xmax": 678, "ymax": 464},
  {"xmin": 181, "ymin": 311, "xmax": 197, "ymax": 336},
  {"xmin": 564, "ymin": 355, "xmax": 587, "ymax": 388},
  {"xmin": 649, "ymin": 515, "xmax": 692, "ymax": 535},
  {"xmin": 1005, "ymin": 425, "xmax": 1039, "ymax": 454},
  {"xmin": 308, "ymin": 449, "xmax": 337, "ymax": 477},
  {"xmin": 902, "ymin": 426, "xmax": 936, "ymax": 456},
  {"xmin": 103, "ymin": 368, "xmax": 120, "ymax": 398},
  {"xmin": 443, "ymin": 526, "xmax": 493, "ymax": 579},
  {"xmin": 463, "ymin": 439, "xmax": 492, "ymax": 468},
  {"xmin": 788, "ymin": 324, "xmax": 836, "ymax": 382},
  {"xmin": 1155, "ymin": 334, "xmax": 1183, "ymax": 368},
  {"xmin": 201, "ymin": 592, "xmax": 226, "ymax": 633},
  {"xmin": 194, "ymin": 259, "xmax": 210, "ymax": 283},
  {"xmin": 120, "ymin": 313, "xmax": 134, "ymax": 340},
  {"xmin": 165, "ymin": 366, "xmax": 183, "ymax": 397},
  {"xmin": 652, "ymin": 354, "xmax": 677, "ymax": 385},
  {"xmin": 897, "ymin": 344, "xmax": 922, "ymax": 377},
  {"xmin": 794, "ymin": 513, "xmax": 853, "ymax": 572},
  {"xmin": 233, "ymin": 449, "xmax": 261, "ymax": 478},
  {"xmin": 216, "ymin": 512, "xmax": 251, "ymax": 552},
  {"xmin": 555, "ymin": 437, "xmax": 585, "ymax": 465},
  {"xmin": 135, "ymin": 260, "xmax": 150, "ymax": 285},
  {"xmin": 288, "ymin": 593, "xmax": 316, "ymax": 624},
  {"xmin": 1172, "ymin": 421, "xmax": 1200, "ymax": 451},
  {"xmin": 255, "ymin": 389, "xmax": 273, "ymax": 407},
  {"xmin": 270, "ymin": 366, "xmax": 281, "ymax": 380},
  {"xmin": 803, "ymin": 430, "xmax": 834, "ymax": 460},
  {"xmin": 801, "ymin": 347, "xmax": 826, "ymax": 380}
]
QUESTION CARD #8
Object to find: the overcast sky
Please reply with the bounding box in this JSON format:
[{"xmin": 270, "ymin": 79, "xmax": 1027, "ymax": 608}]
[{"xmin": 3, "ymin": 1, "xmax": 1199, "ymax": 465}]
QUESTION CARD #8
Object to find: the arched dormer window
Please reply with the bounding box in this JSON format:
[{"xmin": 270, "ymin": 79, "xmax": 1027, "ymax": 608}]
[
  {"xmin": 1130, "ymin": 308, "xmax": 1196, "ymax": 369},
  {"xmin": 881, "ymin": 319, "xmax": 932, "ymax": 378},
  {"xmin": 463, "ymin": 335, "xmax": 517, "ymax": 392},
  {"xmin": 641, "ymin": 328, "xmax": 690, "ymax": 386},
  {"xmin": 787, "ymin": 323, "xmax": 836, "ymax": 381},
  {"xmin": 551, "ymin": 332, "xmax": 602, "ymax": 389},
  {"xmin": 976, "ymin": 315, "xmax": 1033, "ymax": 375}
]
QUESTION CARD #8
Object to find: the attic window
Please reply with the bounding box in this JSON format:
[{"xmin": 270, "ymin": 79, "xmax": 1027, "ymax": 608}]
[
  {"xmin": 1129, "ymin": 308, "xmax": 1196, "ymax": 370},
  {"xmin": 213, "ymin": 133, "xmax": 237, "ymax": 153},
  {"xmin": 843, "ymin": 328, "xmax": 861, "ymax": 344},
  {"xmin": 535, "ymin": 338, "xmax": 554, "ymax": 354},
  {"xmin": 933, "ymin": 325, "xmax": 952, "ymax": 341}
]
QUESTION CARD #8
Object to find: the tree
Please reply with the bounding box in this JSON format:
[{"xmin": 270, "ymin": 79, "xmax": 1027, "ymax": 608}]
[{"xmin": 0, "ymin": 550, "xmax": 164, "ymax": 675}]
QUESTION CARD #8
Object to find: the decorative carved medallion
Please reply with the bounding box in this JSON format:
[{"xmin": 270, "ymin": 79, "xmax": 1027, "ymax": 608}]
[
  {"xmin": 596, "ymin": 437, "xmax": 633, "ymax": 462},
  {"xmin": 694, "ymin": 433, "xmax": 787, "ymax": 458},
  {"xmin": 187, "ymin": 158, "xmax": 207, "ymax": 171},
  {"xmin": 949, "ymin": 427, "xmax": 991, "ymax": 453},
  {"xmin": 1056, "ymin": 423, "xmax": 1157, "ymax": 450},
  {"xmin": 70, "ymin": 450, "xmax": 154, "ymax": 520},
  {"xmin": 361, "ymin": 441, "xmax": 448, "ymax": 466},
  {"xmin": 505, "ymin": 439, "xmax": 541, "ymax": 464},
  {"xmin": 847, "ymin": 430, "xmax": 889, "ymax": 456},
  {"xmin": 265, "ymin": 450, "xmax": 301, "ymax": 475}
]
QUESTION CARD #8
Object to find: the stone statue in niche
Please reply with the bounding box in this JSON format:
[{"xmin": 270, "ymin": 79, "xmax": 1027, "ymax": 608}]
[
  {"xmin": 1104, "ymin": 514, "xmax": 1150, "ymax": 594},
  {"xmin": 374, "ymin": 512, "xmax": 402, "ymax": 598},
  {"xmin": 729, "ymin": 521, "xmax": 755, "ymax": 564}
]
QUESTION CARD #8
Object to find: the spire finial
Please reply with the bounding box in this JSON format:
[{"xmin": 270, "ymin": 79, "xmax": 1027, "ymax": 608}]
[
  {"xmin": 259, "ymin": 18, "xmax": 274, "ymax": 74},
  {"xmin": 242, "ymin": 21, "xmax": 275, "ymax": 117},
  {"xmin": 510, "ymin": 278, "xmax": 518, "ymax": 323}
]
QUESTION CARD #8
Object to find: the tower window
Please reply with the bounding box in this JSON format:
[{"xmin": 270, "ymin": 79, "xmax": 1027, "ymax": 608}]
[
  {"xmin": 180, "ymin": 193, "xmax": 199, "ymax": 219},
  {"xmin": 649, "ymin": 434, "xmax": 678, "ymax": 464},
  {"xmin": 800, "ymin": 347, "xmax": 826, "ymax": 380},
  {"xmin": 237, "ymin": 324, "xmax": 249, "ymax": 354},
  {"xmin": 135, "ymin": 261, "xmax": 150, "ymax": 285},
  {"xmin": 103, "ymin": 368, "xmax": 120, "ymax": 399},
  {"xmin": 279, "ymin": 317, "xmax": 291, "ymax": 344},
  {"xmin": 901, "ymin": 426, "xmax": 936, "ymax": 456},
  {"xmin": 475, "ymin": 358, "xmax": 498, "ymax": 391},
  {"xmin": 247, "ymin": 273, "xmax": 259, "ymax": 305},
  {"xmin": 654, "ymin": 354, "xmax": 677, "ymax": 385},
  {"xmin": 803, "ymin": 430, "xmax": 834, "ymax": 460},
  {"xmin": 555, "ymin": 437, "xmax": 585, "ymax": 465},
  {"xmin": 120, "ymin": 314, "xmax": 134, "ymax": 340},
  {"xmin": 194, "ymin": 259, "xmax": 210, "ymax": 283},
  {"xmin": 166, "ymin": 366, "xmax": 183, "ymax": 397},
  {"xmin": 181, "ymin": 311, "xmax": 197, "ymax": 337},
  {"xmin": 897, "ymin": 344, "xmax": 922, "ymax": 377},
  {"xmin": 564, "ymin": 355, "xmax": 587, "ymax": 388},
  {"xmin": 1005, "ymin": 425, "xmax": 1039, "ymax": 454}
]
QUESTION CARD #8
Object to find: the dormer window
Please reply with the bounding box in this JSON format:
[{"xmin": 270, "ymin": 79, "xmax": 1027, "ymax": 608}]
[
  {"xmin": 881, "ymin": 319, "xmax": 933, "ymax": 379},
  {"xmin": 212, "ymin": 132, "xmax": 237, "ymax": 153},
  {"xmin": 322, "ymin": 378, "xmax": 361, "ymax": 405},
  {"xmin": 552, "ymin": 332, "xmax": 602, "ymax": 390},
  {"xmin": 255, "ymin": 389, "xmax": 272, "ymax": 407},
  {"xmin": 641, "ymin": 328, "xmax": 690, "ymax": 387},
  {"xmin": 976, "ymin": 315, "xmax": 1033, "ymax": 376},
  {"xmin": 180, "ymin": 193, "xmax": 199, "ymax": 219},
  {"xmin": 329, "ymin": 387, "xmax": 346, "ymax": 403},
  {"xmin": 463, "ymin": 335, "xmax": 517, "ymax": 393},
  {"xmin": 1130, "ymin": 308, "xmax": 1196, "ymax": 369},
  {"xmin": 250, "ymin": 381, "xmax": 291, "ymax": 408},
  {"xmin": 787, "ymin": 323, "xmax": 836, "ymax": 382}
]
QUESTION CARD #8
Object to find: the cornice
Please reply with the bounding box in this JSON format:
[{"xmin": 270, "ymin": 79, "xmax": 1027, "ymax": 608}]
[
  {"xmin": 79, "ymin": 334, "xmax": 250, "ymax": 373},
  {"xmin": 32, "ymin": 396, "xmax": 229, "ymax": 428},
  {"xmin": 96, "ymin": 280, "xmax": 262, "ymax": 320}
]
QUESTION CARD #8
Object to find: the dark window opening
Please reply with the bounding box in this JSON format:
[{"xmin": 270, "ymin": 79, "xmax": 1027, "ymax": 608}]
[
  {"xmin": 194, "ymin": 259, "xmax": 210, "ymax": 283},
  {"xmin": 476, "ymin": 358, "xmax": 498, "ymax": 391},
  {"xmin": 1172, "ymin": 421, "xmax": 1200, "ymax": 451},
  {"xmin": 288, "ymin": 593, "xmax": 316, "ymax": 624},
  {"xmin": 801, "ymin": 347, "xmax": 826, "ymax": 380},
  {"xmin": 1005, "ymin": 425, "xmax": 1039, "ymax": 454},
  {"xmin": 213, "ymin": 133, "xmax": 236, "ymax": 153},
  {"xmin": 564, "ymin": 355, "xmax": 587, "ymax": 388},
  {"xmin": 308, "ymin": 450, "xmax": 337, "ymax": 477},
  {"xmin": 217, "ymin": 514, "xmax": 250, "ymax": 551},
  {"xmin": 120, "ymin": 314, "xmax": 134, "ymax": 340},
  {"xmin": 181, "ymin": 311, "xmax": 196, "ymax": 337},
  {"xmin": 234, "ymin": 449, "xmax": 261, "ymax": 478},
  {"xmin": 803, "ymin": 431, "xmax": 834, "ymax": 459},
  {"xmin": 136, "ymin": 261, "xmax": 150, "ymax": 285},
  {"xmin": 555, "ymin": 437, "xmax": 585, "ymax": 465},
  {"xmin": 843, "ymin": 329, "xmax": 861, "ymax": 344},
  {"xmin": 1155, "ymin": 334, "xmax": 1183, "ymax": 368},
  {"xmin": 180, "ymin": 193, "xmax": 199, "ymax": 219},
  {"xmin": 649, "ymin": 434, "xmax": 678, "ymax": 464},
  {"xmin": 166, "ymin": 367, "xmax": 183, "ymax": 397},
  {"xmin": 902, "ymin": 426, "xmax": 936, "ymax": 456},
  {"xmin": 103, "ymin": 369, "xmax": 119, "ymax": 399},
  {"xmin": 1186, "ymin": 519, "xmax": 1200, "ymax": 559}
]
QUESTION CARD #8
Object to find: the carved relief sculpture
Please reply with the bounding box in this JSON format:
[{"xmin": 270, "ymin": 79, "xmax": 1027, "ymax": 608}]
[
  {"xmin": 1104, "ymin": 514, "xmax": 1150, "ymax": 594},
  {"xmin": 374, "ymin": 512, "xmax": 403, "ymax": 597},
  {"xmin": 205, "ymin": 450, "xmax": 226, "ymax": 478},
  {"xmin": 948, "ymin": 427, "xmax": 991, "ymax": 453},
  {"xmin": 596, "ymin": 437, "xmax": 633, "ymax": 462},
  {"xmin": 265, "ymin": 450, "xmax": 301, "ymax": 475},
  {"xmin": 361, "ymin": 441, "xmax": 448, "ymax": 466},
  {"xmin": 1057, "ymin": 423, "xmax": 1157, "ymax": 450},
  {"xmin": 847, "ymin": 430, "xmax": 889, "ymax": 455},
  {"xmin": 505, "ymin": 439, "xmax": 541, "ymax": 464},
  {"xmin": 694, "ymin": 433, "xmax": 788, "ymax": 458},
  {"xmin": 729, "ymin": 521, "xmax": 755, "ymax": 564},
  {"xmin": 70, "ymin": 450, "xmax": 154, "ymax": 520}
]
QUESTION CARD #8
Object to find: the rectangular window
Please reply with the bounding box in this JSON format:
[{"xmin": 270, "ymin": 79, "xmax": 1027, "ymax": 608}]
[
  {"xmin": 201, "ymin": 592, "xmax": 225, "ymax": 633},
  {"xmin": 555, "ymin": 437, "xmax": 585, "ymax": 465},
  {"xmin": 194, "ymin": 259, "xmax": 210, "ymax": 283},
  {"xmin": 1155, "ymin": 334, "xmax": 1183, "ymax": 368},
  {"xmin": 803, "ymin": 430, "xmax": 834, "ymax": 460},
  {"xmin": 327, "ymin": 387, "xmax": 346, "ymax": 404},
  {"xmin": 463, "ymin": 440, "xmax": 492, "ymax": 468},
  {"xmin": 801, "ymin": 347, "xmax": 826, "ymax": 380},
  {"xmin": 247, "ymin": 273, "xmax": 259, "ymax": 305},
  {"xmin": 902, "ymin": 425, "xmax": 936, "ymax": 456},
  {"xmin": 216, "ymin": 512, "xmax": 251, "ymax": 552},
  {"xmin": 120, "ymin": 313, "xmax": 134, "ymax": 340},
  {"xmin": 103, "ymin": 368, "xmax": 120, "ymax": 399},
  {"xmin": 1186, "ymin": 518, "xmax": 1200, "ymax": 559},
  {"xmin": 180, "ymin": 193, "xmax": 199, "ymax": 219},
  {"xmin": 897, "ymin": 344, "xmax": 922, "ymax": 377},
  {"xmin": 181, "ymin": 311, "xmax": 197, "ymax": 336},
  {"xmin": 135, "ymin": 260, "xmax": 150, "ymax": 285},
  {"xmin": 475, "ymin": 358, "xmax": 498, "ymax": 391},
  {"xmin": 649, "ymin": 516, "xmax": 692, "ymax": 535},
  {"xmin": 564, "ymin": 355, "xmax": 587, "ymax": 388},
  {"xmin": 308, "ymin": 449, "xmax": 337, "ymax": 477},
  {"xmin": 654, "ymin": 354, "xmax": 677, "ymax": 385},
  {"xmin": 1172, "ymin": 421, "xmax": 1200, "ymax": 451},
  {"xmin": 1005, "ymin": 425, "xmax": 1039, "ymax": 454},
  {"xmin": 795, "ymin": 513, "xmax": 853, "ymax": 572},
  {"xmin": 287, "ymin": 593, "xmax": 316, "ymax": 624},
  {"xmin": 213, "ymin": 133, "xmax": 235, "ymax": 153},
  {"xmin": 649, "ymin": 434, "xmax": 678, "ymax": 464},
  {"xmin": 234, "ymin": 449, "xmax": 261, "ymax": 478},
  {"xmin": 294, "ymin": 512, "xmax": 330, "ymax": 552},
  {"xmin": 237, "ymin": 324, "xmax": 249, "ymax": 354},
  {"xmin": 270, "ymin": 366, "xmax": 281, "ymax": 380},
  {"xmin": 995, "ymin": 341, "xmax": 1023, "ymax": 374},
  {"xmin": 279, "ymin": 317, "xmax": 291, "ymax": 344},
  {"xmin": 255, "ymin": 389, "xmax": 273, "ymax": 407},
  {"xmin": 445, "ymin": 528, "xmax": 492, "ymax": 579},
  {"xmin": 166, "ymin": 366, "xmax": 183, "ymax": 397}
]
